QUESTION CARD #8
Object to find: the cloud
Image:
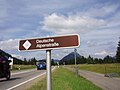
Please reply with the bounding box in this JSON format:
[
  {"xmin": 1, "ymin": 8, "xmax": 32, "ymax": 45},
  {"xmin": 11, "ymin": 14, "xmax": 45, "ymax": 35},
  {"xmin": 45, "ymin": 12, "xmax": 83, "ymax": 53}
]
[
  {"xmin": 0, "ymin": 27, "xmax": 28, "ymax": 40},
  {"xmin": 12, "ymin": 54, "xmax": 23, "ymax": 59},
  {"xmin": 42, "ymin": 13, "xmax": 106, "ymax": 35},
  {"xmin": 0, "ymin": 39, "xmax": 19, "ymax": 50},
  {"xmin": 16, "ymin": 0, "xmax": 82, "ymax": 16},
  {"xmin": 0, "ymin": 0, "xmax": 119, "ymax": 60},
  {"xmin": 84, "ymin": 2, "xmax": 119, "ymax": 18},
  {"xmin": 95, "ymin": 51, "xmax": 108, "ymax": 55},
  {"xmin": 95, "ymin": 50, "xmax": 114, "ymax": 56},
  {"xmin": 0, "ymin": 0, "xmax": 9, "ymax": 25},
  {"xmin": 102, "ymin": 3, "xmax": 119, "ymax": 14},
  {"xmin": 0, "ymin": 0, "xmax": 8, "ymax": 18}
]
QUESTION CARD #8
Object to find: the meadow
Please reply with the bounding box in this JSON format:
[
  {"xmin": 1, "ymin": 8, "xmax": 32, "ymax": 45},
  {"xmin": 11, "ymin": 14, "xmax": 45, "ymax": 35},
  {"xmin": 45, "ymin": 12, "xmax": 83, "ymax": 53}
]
[{"xmin": 77, "ymin": 64, "xmax": 120, "ymax": 75}]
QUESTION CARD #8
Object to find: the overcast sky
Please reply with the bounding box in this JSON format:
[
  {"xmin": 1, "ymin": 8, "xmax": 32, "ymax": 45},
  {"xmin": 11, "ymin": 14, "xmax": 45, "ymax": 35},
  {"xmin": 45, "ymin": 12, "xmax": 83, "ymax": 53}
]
[{"xmin": 0, "ymin": 0, "xmax": 120, "ymax": 60}]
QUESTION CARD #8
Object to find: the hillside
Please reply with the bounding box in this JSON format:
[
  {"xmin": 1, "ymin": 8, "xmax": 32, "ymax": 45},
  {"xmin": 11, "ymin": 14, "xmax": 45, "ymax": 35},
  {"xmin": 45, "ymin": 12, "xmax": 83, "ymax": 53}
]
[
  {"xmin": 60, "ymin": 52, "xmax": 81, "ymax": 64},
  {"xmin": 0, "ymin": 49, "xmax": 23, "ymax": 64}
]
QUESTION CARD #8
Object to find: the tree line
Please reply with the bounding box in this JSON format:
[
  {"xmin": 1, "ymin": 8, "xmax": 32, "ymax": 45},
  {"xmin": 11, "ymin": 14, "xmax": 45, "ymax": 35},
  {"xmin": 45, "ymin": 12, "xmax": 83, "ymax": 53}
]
[
  {"xmin": 10, "ymin": 37, "xmax": 120, "ymax": 65},
  {"xmin": 15, "ymin": 57, "xmax": 54, "ymax": 65},
  {"xmin": 60, "ymin": 38, "xmax": 120, "ymax": 65},
  {"xmin": 59, "ymin": 55, "xmax": 116, "ymax": 65},
  {"xmin": 1, "ymin": 37, "xmax": 120, "ymax": 65}
]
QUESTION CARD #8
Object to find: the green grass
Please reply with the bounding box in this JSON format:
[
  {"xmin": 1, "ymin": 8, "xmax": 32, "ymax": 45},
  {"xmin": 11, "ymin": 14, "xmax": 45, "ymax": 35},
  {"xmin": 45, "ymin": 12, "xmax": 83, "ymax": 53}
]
[
  {"xmin": 27, "ymin": 67, "xmax": 101, "ymax": 90},
  {"xmin": 12, "ymin": 65, "xmax": 36, "ymax": 71},
  {"xmin": 68, "ymin": 63, "xmax": 120, "ymax": 77},
  {"xmin": 77, "ymin": 64, "xmax": 120, "ymax": 75},
  {"xmin": 28, "ymin": 79, "xmax": 46, "ymax": 90}
]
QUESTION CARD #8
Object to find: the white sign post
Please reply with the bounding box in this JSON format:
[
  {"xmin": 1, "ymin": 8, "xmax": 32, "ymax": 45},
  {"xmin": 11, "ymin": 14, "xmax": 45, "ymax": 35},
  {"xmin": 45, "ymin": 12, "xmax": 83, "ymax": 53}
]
[
  {"xmin": 19, "ymin": 34, "xmax": 80, "ymax": 90},
  {"xmin": 46, "ymin": 50, "xmax": 52, "ymax": 90}
]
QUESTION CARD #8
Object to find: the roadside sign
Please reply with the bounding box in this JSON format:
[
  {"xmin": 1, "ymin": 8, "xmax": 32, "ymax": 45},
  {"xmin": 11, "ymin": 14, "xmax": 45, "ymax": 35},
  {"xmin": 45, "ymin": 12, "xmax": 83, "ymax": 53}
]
[
  {"xmin": 18, "ymin": 34, "xmax": 80, "ymax": 90},
  {"xmin": 19, "ymin": 34, "xmax": 80, "ymax": 51}
]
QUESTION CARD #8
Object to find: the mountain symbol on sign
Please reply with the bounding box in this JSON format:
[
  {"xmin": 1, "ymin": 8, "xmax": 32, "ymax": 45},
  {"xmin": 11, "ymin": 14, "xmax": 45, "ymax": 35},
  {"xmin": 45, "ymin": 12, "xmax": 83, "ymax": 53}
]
[{"xmin": 23, "ymin": 40, "xmax": 31, "ymax": 50}]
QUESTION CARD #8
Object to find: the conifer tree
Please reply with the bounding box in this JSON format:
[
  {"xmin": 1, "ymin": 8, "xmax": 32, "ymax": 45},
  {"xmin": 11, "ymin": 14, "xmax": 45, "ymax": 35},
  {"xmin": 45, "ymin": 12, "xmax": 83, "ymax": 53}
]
[{"xmin": 116, "ymin": 38, "xmax": 120, "ymax": 63}]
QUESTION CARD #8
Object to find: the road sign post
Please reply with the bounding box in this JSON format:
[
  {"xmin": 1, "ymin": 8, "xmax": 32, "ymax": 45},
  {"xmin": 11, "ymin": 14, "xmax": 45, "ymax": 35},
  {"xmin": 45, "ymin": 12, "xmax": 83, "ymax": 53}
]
[
  {"xmin": 74, "ymin": 48, "xmax": 77, "ymax": 66},
  {"xmin": 74, "ymin": 48, "xmax": 78, "ymax": 77},
  {"xmin": 19, "ymin": 34, "xmax": 80, "ymax": 90},
  {"xmin": 46, "ymin": 50, "xmax": 52, "ymax": 90}
]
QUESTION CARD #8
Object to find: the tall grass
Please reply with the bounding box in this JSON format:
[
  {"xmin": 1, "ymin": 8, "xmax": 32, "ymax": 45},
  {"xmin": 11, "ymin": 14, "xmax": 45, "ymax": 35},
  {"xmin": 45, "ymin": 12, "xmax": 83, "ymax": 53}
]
[
  {"xmin": 27, "ymin": 67, "xmax": 101, "ymax": 90},
  {"xmin": 75, "ymin": 64, "xmax": 120, "ymax": 76}
]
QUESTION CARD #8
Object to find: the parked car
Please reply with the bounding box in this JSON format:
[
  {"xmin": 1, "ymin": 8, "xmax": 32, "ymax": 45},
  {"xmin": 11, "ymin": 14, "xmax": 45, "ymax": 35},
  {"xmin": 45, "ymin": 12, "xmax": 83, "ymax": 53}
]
[
  {"xmin": 36, "ymin": 62, "xmax": 46, "ymax": 70},
  {"xmin": 0, "ymin": 55, "xmax": 11, "ymax": 80}
]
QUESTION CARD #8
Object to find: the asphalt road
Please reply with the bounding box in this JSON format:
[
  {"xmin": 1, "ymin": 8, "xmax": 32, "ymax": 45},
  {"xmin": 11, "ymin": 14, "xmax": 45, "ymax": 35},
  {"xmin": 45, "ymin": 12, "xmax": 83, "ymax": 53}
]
[
  {"xmin": 0, "ymin": 69, "xmax": 46, "ymax": 90},
  {"xmin": 78, "ymin": 70, "xmax": 120, "ymax": 90},
  {"xmin": 67, "ymin": 67, "xmax": 120, "ymax": 90}
]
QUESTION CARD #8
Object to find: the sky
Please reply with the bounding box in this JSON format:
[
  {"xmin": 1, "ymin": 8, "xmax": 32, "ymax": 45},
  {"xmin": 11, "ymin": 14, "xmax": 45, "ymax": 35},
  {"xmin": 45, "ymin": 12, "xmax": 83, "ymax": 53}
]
[{"xmin": 0, "ymin": 0, "xmax": 120, "ymax": 60}]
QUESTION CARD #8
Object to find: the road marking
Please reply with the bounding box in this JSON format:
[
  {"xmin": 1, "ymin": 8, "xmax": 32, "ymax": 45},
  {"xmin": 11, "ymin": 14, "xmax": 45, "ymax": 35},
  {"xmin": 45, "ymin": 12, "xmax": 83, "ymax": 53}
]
[
  {"xmin": 6, "ymin": 67, "xmax": 56, "ymax": 90},
  {"xmin": 6, "ymin": 72, "xmax": 46, "ymax": 90}
]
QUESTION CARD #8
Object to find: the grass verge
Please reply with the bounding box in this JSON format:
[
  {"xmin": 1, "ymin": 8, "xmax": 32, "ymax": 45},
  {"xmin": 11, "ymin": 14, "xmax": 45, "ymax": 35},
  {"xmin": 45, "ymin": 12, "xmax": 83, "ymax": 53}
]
[
  {"xmin": 77, "ymin": 64, "xmax": 120, "ymax": 75},
  {"xmin": 67, "ymin": 64, "xmax": 120, "ymax": 77},
  {"xmin": 27, "ymin": 67, "xmax": 101, "ymax": 90},
  {"xmin": 12, "ymin": 65, "xmax": 36, "ymax": 71}
]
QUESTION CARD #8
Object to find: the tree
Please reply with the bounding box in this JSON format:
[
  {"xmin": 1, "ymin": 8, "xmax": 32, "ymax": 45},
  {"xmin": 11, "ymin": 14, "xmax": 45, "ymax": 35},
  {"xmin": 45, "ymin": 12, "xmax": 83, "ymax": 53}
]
[
  {"xmin": 116, "ymin": 38, "xmax": 120, "ymax": 63},
  {"xmin": 87, "ymin": 55, "xmax": 94, "ymax": 64},
  {"xmin": 30, "ymin": 57, "xmax": 37, "ymax": 65},
  {"xmin": 94, "ymin": 58, "xmax": 99, "ymax": 64},
  {"xmin": 51, "ymin": 59, "xmax": 55, "ymax": 66},
  {"xmin": 24, "ymin": 58, "xmax": 28, "ymax": 65},
  {"xmin": 98, "ymin": 58, "xmax": 103, "ymax": 64},
  {"xmin": 103, "ymin": 55, "xmax": 112, "ymax": 63}
]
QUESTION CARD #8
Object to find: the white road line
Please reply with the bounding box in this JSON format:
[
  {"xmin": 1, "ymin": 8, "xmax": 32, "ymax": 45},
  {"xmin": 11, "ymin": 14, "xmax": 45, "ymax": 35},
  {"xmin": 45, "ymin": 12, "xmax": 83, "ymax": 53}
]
[
  {"xmin": 6, "ymin": 72, "xmax": 46, "ymax": 90},
  {"xmin": 7, "ymin": 67, "xmax": 56, "ymax": 90}
]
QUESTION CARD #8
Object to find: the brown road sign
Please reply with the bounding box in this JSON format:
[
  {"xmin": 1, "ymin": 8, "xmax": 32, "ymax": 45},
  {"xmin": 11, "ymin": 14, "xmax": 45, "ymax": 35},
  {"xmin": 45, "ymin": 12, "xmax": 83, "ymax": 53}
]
[{"xmin": 19, "ymin": 34, "xmax": 80, "ymax": 51}]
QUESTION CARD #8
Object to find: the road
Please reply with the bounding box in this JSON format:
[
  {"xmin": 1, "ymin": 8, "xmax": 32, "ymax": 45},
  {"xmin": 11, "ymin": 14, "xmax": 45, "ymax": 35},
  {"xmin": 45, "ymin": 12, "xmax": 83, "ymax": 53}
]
[
  {"xmin": 67, "ymin": 67, "xmax": 120, "ymax": 90},
  {"xmin": 0, "ymin": 69, "xmax": 46, "ymax": 90},
  {"xmin": 78, "ymin": 70, "xmax": 120, "ymax": 90}
]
